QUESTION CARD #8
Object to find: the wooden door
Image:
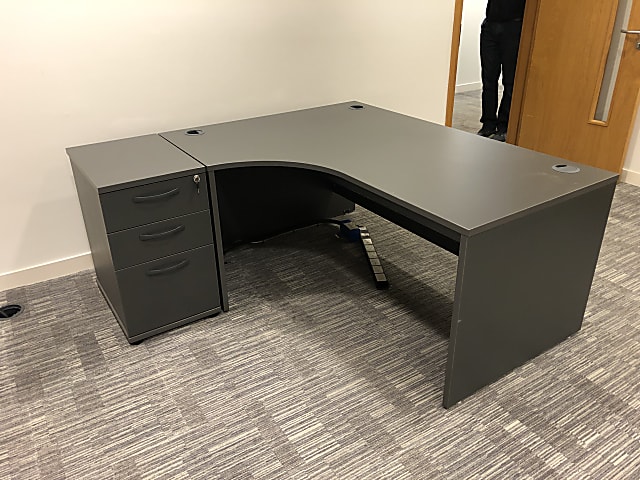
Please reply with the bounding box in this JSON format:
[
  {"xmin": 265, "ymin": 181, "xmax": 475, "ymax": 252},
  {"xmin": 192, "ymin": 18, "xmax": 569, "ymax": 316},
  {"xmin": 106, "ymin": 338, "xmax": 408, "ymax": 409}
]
[{"xmin": 510, "ymin": 0, "xmax": 640, "ymax": 173}]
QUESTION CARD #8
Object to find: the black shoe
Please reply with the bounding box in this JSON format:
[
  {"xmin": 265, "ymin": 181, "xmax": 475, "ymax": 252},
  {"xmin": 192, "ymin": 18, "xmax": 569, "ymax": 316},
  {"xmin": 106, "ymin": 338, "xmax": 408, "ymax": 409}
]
[
  {"xmin": 477, "ymin": 126, "xmax": 497, "ymax": 137},
  {"xmin": 489, "ymin": 131, "xmax": 506, "ymax": 142}
]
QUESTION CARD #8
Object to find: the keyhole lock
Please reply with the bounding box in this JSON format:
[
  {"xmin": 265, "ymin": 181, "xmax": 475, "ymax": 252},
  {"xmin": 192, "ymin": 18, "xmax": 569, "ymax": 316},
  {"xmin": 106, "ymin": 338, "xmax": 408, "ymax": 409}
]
[{"xmin": 193, "ymin": 174, "xmax": 201, "ymax": 194}]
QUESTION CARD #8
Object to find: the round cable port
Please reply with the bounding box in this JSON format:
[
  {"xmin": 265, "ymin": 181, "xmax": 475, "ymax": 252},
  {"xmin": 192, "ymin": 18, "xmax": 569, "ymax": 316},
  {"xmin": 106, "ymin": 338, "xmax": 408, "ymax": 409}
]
[
  {"xmin": 552, "ymin": 164, "xmax": 581, "ymax": 174},
  {"xmin": 185, "ymin": 129, "xmax": 204, "ymax": 136}
]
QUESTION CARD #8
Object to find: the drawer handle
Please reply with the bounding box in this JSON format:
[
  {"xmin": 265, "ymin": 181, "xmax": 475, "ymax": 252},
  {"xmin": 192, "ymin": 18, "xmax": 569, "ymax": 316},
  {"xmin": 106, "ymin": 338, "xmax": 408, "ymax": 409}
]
[
  {"xmin": 146, "ymin": 259, "xmax": 189, "ymax": 276},
  {"xmin": 132, "ymin": 187, "xmax": 180, "ymax": 203},
  {"xmin": 139, "ymin": 224, "xmax": 185, "ymax": 241}
]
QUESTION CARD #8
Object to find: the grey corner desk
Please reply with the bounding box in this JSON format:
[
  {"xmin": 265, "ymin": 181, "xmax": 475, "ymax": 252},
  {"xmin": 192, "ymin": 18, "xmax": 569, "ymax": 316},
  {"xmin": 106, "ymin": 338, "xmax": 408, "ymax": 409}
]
[{"xmin": 67, "ymin": 101, "xmax": 618, "ymax": 408}]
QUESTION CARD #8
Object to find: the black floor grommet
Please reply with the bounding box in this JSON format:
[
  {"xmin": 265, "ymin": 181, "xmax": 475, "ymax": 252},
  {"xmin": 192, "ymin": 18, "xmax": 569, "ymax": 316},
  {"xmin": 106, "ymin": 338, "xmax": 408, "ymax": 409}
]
[{"xmin": 0, "ymin": 304, "xmax": 23, "ymax": 319}]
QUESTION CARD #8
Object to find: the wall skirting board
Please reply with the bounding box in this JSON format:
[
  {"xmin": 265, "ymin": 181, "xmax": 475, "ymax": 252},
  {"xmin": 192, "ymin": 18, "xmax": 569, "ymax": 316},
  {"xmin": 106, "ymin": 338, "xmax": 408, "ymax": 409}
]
[
  {"xmin": 455, "ymin": 82, "xmax": 482, "ymax": 93},
  {"xmin": 621, "ymin": 168, "xmax": 640, "ymax": 187},
  {"xmin": 0, "ymin": 253, "xmax": 93, "ymax": 292},
  {"xmin": 0, "ymin": 171, "xmax": 637, "ymax": 293}
]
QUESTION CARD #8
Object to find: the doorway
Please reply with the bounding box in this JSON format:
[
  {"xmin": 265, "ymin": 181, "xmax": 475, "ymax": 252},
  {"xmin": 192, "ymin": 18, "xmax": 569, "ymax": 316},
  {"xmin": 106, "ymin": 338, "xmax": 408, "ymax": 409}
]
[
  {"xmin": 447, "ymin": 0, "xmax": 640, "ymax": 177},
  {"xmin": 446, "ymin": 0, "xmax": 516, "ymax": 137},
  {"xmin": 449, "ymin": 0, "xmax": 490, "ymax": 135}
]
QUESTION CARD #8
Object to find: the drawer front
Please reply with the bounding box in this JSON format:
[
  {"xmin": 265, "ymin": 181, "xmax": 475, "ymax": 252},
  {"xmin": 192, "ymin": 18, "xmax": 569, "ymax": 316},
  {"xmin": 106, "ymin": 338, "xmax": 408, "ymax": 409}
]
[
  {"xmin": 101, "ymin": 175, "xmax": 209, "ymax": 233},
  {"xmin": 116, "ymin": 245, "xmax": 220, "ymax": 337},
  {"xmin": 109, "ymin": 210, "xmax": 214, "ymax": 270}
]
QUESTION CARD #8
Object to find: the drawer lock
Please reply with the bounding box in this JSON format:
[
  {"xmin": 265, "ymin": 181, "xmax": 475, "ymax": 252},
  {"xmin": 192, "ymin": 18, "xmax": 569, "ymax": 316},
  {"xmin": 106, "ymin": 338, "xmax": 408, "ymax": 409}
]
[{"xmin": 194, "ymin": 174, "xmax": 201, "ymax": 194}]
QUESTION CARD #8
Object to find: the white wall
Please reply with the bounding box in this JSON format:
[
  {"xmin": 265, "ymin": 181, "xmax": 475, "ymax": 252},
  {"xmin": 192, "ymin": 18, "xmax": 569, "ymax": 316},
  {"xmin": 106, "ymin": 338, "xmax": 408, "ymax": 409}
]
[
  {"xmin": 456, "ymin": 0, "xmax": 485, "ymax": 92},
  {"xmin": 622, "ymin": 103, "xmax": 640, "ymax": 186},
  {"xmin": 0, "ymin": 0, "xmax": 455, "ymax": 289}
]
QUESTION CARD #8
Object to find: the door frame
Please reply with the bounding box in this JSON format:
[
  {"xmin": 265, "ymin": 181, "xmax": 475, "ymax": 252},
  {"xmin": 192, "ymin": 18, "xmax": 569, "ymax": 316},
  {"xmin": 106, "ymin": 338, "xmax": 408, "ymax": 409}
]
[
  {"xmin": 445, "ymin": 0, "xmax": 541, "ymax": 145},
  {"xmin": 445, "ymin": 0, "xmax": 464, "ymax": 127}
]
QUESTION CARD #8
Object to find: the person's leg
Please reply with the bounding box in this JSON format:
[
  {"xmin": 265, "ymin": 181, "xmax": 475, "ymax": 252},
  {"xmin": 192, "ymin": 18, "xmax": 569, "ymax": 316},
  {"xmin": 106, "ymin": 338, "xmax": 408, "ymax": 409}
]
[
  {"xmin": 479, "ymin": 20, "xmax": 501, "ymax": 136},
  {"xmin": 496, "ymin": 20, "xmax": 523, "ymax": 135}
]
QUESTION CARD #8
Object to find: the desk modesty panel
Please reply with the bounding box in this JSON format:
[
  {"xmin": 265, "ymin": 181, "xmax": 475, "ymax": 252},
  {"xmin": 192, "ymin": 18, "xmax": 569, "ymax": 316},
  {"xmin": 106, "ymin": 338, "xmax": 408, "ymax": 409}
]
[{"xmin": 69, "ymin": 101, "xmax": 618, "ymax": 407}]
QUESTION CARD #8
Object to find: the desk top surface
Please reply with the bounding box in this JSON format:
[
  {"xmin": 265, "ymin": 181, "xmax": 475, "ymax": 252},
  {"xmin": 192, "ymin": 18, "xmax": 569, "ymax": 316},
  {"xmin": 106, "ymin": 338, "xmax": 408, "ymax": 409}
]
[
  {"xmin": 161, "ymin": 101, "xmax": 617, "ymax": 234},
  {"xmin": 67, "ymin": 134, "xmax": 205, "ymax": 191}
]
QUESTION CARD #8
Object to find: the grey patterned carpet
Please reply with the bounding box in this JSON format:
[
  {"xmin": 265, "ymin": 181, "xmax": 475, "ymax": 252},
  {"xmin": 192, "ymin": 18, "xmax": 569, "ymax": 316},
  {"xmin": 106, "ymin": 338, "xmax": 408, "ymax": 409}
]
[
  {"xmin": 1, "ymin": 181, "xmax": 639, "ymax": 479},
  {"xmin": 452, "ymin": 88, "xmax": 484, "ymax": 135}
]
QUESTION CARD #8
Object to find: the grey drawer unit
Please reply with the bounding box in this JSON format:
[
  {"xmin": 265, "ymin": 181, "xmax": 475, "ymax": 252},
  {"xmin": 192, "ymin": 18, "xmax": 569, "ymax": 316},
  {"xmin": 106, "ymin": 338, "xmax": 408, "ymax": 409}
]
[
  {"xmin": 67, "ymin": 134, "xmax": 222, "ymax": 344},
  {"xmin": 108, "ymin": 210, "xmax": 214, "ymax": 270},
  {"xmin": 116, "ymin": 245, "xmax": 220, "ymax": 337},
  {"xmin": 101, "ymin": 175, "xmax": 210, "ymax": 233}
]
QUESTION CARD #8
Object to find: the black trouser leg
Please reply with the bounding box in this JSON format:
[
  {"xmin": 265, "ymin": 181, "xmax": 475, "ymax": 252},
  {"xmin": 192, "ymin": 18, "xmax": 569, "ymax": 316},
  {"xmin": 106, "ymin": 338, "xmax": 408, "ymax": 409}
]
[
  {"xmin": 497, "ymin": 21, "xmax": 523, "ymax": 133},
  {"xmin": 480, "ymin": 20, "xmax": 501, "ymax": 131}
]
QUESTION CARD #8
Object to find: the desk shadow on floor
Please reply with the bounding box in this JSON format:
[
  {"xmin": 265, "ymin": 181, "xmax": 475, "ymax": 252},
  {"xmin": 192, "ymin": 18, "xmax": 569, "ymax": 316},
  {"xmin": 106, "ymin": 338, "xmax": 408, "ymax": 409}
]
[
  {"xmin": 221, "ymin": 207, "xmax": 458, "ymax": 401},
  {"xmin": 223, "ymin": 216, "xmax": 456, "ymax": 340},
  {"xmin": 202, "ymin": 224, "xmax": 457, "ymax": 447}
]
